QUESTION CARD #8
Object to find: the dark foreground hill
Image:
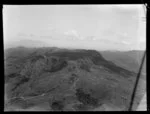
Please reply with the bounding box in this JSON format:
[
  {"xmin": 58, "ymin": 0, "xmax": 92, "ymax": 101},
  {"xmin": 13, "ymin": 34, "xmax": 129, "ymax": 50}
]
[{"xmin": 4, "ymin": 47, "xmax": 145, "ymax": 111}]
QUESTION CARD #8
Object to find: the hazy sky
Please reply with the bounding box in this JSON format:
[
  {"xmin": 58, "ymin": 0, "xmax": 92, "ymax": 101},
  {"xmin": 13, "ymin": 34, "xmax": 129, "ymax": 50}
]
[{"xmin": 3, "ymin": 5, "xmax": 146, "ymax": 50}]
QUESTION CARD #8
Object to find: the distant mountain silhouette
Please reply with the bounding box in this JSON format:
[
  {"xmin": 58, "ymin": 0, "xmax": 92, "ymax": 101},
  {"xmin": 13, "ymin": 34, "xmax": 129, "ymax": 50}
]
[{"xmin": 4, "ymin": 39, "xmax": 49, "ymax": 49}]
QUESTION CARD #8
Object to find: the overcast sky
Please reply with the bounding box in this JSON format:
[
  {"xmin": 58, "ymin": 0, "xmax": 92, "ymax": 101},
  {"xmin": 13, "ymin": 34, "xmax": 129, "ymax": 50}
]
[{"xmin": 3, "ymin": 5, "xmax": 146, "ymax": 50}]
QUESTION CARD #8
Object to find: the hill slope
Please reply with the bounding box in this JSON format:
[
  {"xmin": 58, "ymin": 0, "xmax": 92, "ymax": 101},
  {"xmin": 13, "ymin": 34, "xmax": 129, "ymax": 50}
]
[
  {"xmin": 5, "ymin": 47, "xmax": 143, "ymax": 111},
  {"xmin": 100, "ymin": 50, "xmax": 146, "ymax": 74}
]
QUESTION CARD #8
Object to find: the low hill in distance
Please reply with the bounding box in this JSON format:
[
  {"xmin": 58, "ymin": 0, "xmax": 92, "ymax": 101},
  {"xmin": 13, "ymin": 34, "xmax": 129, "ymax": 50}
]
[{"xmin": 100, "ymin": 50, "xmax": 146, "ymax": 74}]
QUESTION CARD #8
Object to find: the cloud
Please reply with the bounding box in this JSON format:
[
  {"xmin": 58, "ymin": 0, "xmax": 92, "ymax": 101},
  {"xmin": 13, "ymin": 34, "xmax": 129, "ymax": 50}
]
[
  {"xmin": 121, "ymin": 41, "xmax": 131, "ymax": 45},
  {"xmin": 85, "ymin": 36, "xmax": 97, "ymax": 41},
  {"xmin": 64, "ymin": 30, "xmax": 79, "ymax": 37},
  {"xmin": 64, "ymin": 30, "xmax": 85, "ymax": 40}
]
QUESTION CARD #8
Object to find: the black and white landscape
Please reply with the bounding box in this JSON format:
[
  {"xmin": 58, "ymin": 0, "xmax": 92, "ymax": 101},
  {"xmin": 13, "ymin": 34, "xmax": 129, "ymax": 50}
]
[{"xmin": 3, "ymin": 5, "xmax": 146, "ymax": 111}]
